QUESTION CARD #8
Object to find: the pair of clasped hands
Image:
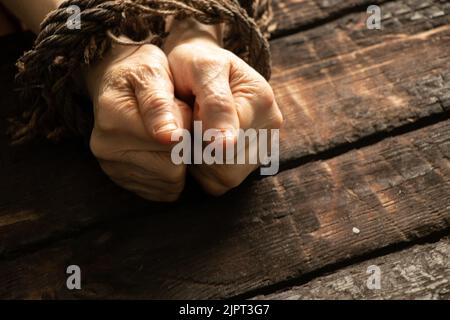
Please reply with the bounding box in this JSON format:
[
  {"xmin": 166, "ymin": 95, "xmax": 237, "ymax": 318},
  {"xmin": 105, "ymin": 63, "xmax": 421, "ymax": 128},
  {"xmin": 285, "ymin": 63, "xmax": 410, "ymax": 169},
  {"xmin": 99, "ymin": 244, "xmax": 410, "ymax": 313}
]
[{"xmin": 85, "ymin": 19, "xmax": 284, "ymax": 202}]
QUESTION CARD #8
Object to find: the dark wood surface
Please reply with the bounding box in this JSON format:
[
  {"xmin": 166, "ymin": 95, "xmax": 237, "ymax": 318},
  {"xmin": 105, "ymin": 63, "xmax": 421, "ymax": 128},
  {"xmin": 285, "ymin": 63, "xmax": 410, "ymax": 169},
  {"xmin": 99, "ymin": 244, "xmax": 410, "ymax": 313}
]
[
  {"xmin": 0, "ymin": 0, "xmax": 449, "ymax": 299},
  {"xmin": 254, "ymin": 236, "xmax": 450, "ymax": 300},
  {"xmin": 272, "ymin": 0, "xmax": 390, "ymax": 37},
  {"xmin": 1, "ymin": 120, "xmax": 449, "ymax": 299},
  {"xmin": 273, "ymin": 0, "xmax": 450, "ymax": 162},
  {"xmin": 1, "ymin": 0, "xmax": 450, "ymax": 258}
]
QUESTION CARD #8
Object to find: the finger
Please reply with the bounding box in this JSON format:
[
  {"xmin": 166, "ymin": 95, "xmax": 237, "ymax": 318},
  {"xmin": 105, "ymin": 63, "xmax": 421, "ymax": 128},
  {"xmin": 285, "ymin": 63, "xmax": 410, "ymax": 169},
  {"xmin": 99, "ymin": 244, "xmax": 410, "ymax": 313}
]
[
  {"xmin": 189, "ymin": 165, "xmax": 229, "ymax": 196},
  {"xmin": 93, "ymin": 97, "xmax": 191, "ymax": 155},
  {"xmin": 230, "ymin": 58, "xmax": 283, "ymax": 130},
  {"xmin": 109, "ymin": 175, "xmax": 182, "ymax": 202},
  {"xmin": 99, "ymin": 160, "xmax": 184, "ymax": 189},
  {"xmin": 131, "ymin": 55, "xmax": 188, "ymax": 145},
  {"xmin": 100, "ymin": 159, "xmax": 185, "ymax": 202},
  {"xmin": 235, "ymin": 96, "xmax": 283, "ymax": 130},
  {"xmin": 117, "ymin": 150, "xmax": 185, "ymax": 184},
  {"xmin": 189, "ymin": 162, "xmax": 258, "ymax": 197},
  {"xmin": 192, "ymin": 63, "xmax": 240, "ymax": 141}
]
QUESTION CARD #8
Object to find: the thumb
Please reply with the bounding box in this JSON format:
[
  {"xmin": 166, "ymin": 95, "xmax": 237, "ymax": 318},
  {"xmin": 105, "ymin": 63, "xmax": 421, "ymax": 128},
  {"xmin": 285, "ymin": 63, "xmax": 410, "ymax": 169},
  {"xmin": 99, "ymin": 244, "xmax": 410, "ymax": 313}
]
[{"xmin": 132, "ymin": 63, "xmax": 186, "ymax": 145}]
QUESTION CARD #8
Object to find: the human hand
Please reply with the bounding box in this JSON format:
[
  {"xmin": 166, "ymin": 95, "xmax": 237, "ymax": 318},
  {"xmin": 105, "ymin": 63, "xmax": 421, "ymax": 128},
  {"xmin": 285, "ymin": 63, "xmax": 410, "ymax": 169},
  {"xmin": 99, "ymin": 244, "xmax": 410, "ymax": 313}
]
[
  {"xmin": 85, "ymin": 44, "xmax": 191, "ymax": 202},
  {"xmin": 165, "ymin": 19, "xmax": 284, "ymax": 196}
]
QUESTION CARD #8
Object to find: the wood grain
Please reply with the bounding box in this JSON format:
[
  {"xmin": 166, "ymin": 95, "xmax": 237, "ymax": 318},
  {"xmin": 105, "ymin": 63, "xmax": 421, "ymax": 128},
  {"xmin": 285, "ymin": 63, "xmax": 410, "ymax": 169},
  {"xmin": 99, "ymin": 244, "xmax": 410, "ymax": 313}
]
[
  {"xmin": 253, "ymin": 237, "xmax": 450, "ymax": 300},
  {"xmin": 1, "ymin": 120, "xmax": 448, "ymax": 299},
  {"xmin": 273, "ymin": 0, "xmax": 450, "ymax": 162},
  {"xmin": 272, "ymin": 0, "xmax": 389, "ymax": 36},
  {"xmin": 1, "ymin": 0, "xmax": 450, "ymax": 258}
]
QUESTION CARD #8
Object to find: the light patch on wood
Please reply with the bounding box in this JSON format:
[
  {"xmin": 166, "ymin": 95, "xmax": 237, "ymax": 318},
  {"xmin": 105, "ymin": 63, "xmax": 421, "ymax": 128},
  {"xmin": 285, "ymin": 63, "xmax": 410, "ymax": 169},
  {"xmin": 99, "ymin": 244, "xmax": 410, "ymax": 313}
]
[
  {"xmin": 387, "ymin": 95, "xmax": 406, "ymax": 108},
  {"xmin": 321, "ymin": 162, "xmax": 333, "ymax": 174},
  {"xmin": 0, "ymin": 210, "xmax": 41, "ymax": 228},
  {"xmin": 375, "ymin": 190, "xmax": 398, "ymax": 215},
  {"xmin": 284, "ymin": 84, "xmax": 314, "ymax": 121},
  {"xmin": 255, "ymin": 237, "xmax": 450, "ymax": 300},
  {"xmin": 343, "ymin": 25, "xmax": 450, "ymax": 64}
]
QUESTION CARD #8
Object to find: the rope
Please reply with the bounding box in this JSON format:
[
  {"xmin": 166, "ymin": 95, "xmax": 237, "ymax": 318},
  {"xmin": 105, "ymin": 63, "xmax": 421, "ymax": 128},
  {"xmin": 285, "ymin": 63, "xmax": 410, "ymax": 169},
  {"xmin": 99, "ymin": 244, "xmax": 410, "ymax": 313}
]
[{"xmin": 13, "ymin": 0, "xmax": 274, "ymax": 143}]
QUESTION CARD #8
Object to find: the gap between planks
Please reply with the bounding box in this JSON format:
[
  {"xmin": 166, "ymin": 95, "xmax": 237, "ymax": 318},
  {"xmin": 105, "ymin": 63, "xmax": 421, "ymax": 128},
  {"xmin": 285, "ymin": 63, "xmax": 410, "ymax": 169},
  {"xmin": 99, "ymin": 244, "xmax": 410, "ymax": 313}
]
[
  {"xmin": 0, "ymin": 119, "xmax": 449, "ymax": 299},
  {"xmin": 251, "ymin": 235, "xmax": 450, "ymax": 300},
  {"xmin": 271, "ymin": 0, "xmax": 393, "ymax": 40},
  {"xmin": 1, "ymin": 0, "xmax": 450, "ymax": 264}
]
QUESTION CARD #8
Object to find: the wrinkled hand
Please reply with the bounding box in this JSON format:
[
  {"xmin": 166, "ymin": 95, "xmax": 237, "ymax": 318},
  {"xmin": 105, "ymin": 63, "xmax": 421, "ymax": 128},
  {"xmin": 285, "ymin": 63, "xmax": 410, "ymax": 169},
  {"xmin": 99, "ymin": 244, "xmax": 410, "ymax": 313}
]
[
  {"xmin": 85, "ymin": 44, "xmax": 191, "ymax": 202},
  {"xmin": 165, "ymin": 20, "xmax": 284, "ymax": 196}
]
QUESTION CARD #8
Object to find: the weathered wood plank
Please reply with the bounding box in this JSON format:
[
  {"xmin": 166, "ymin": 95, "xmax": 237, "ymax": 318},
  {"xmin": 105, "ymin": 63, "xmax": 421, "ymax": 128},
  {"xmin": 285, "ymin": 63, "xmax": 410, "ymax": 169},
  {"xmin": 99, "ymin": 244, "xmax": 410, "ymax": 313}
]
[
  {"xmin": 0, "ymin": 0, "xmax": 446, "ymax": 300},
  {"xmin": 273, "ymin": 0, "xmax": 450, "ymax": 162},
  {"xmin": 1, "ymin": 120, "xmax": 449, "ymax": 299},
  {"xmin": 272, "ymin": 0, "xmax": 450, "ymax": 36},
  {"xmin": 253, "ymin": 237, "xmax": 450, "ymax": 300},
  {"xmin": 272, "ymin": 0, "xmax": 388, "ymax": 36},
  {"xmin": 1, "ymin": 0, "xmax": 450, "ymax": 257}
]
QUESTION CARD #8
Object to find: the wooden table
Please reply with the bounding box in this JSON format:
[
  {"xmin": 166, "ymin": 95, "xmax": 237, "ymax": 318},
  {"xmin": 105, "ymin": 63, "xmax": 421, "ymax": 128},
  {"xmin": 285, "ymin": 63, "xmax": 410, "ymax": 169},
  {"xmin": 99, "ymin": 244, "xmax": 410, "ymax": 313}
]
[{"xmin": 0, "ymin": 0, "xmax": 449, "ymax": 299}]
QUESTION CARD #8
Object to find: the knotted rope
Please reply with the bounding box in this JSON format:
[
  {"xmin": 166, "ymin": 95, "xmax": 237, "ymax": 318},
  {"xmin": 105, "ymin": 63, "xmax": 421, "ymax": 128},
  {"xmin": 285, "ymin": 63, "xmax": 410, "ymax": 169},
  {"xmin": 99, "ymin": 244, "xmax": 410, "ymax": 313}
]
[{"xmin": 12, "ymin": 0, "xmax": 274, "ymax": 143}]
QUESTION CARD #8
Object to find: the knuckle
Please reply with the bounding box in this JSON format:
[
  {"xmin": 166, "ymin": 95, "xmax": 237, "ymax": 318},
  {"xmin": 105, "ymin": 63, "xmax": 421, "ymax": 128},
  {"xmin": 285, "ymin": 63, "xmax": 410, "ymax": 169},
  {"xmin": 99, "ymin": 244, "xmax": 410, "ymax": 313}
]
[
  {"xmin": 201, "ymin": 93, "xmax": 235, "ymax": 114},
  {"xmin": 106, "ymin": 62, "xmax": 165, "ymax": 91},
  {"xmin": 95, "ymin": 113, "xmax": 116, "ymax": 133},
  {"xmin": 258, "ymin": 82, "xmax": 276, "ymax": 109},
  {"xmin": 255, "ymin": 84, "xmax": 284, "ymax": 129},
  {"xmin": 191, "ymin": 51, "xmax": 226, "ymax": 70},
  {"xmin": 97, "ymin": 92, "xmax": 115, "ymax": 108},
  {"xmin": 101, "ymin": 67, "xmax": 130, "ymax": 92},
  {"xmin": 89, "ymin": 133, "xmax": 105, "ymax": 159},
  {"xmin": 133, "ymin": 63, "xmax": 165, "ymax": 81},
  {"xmin": 189, "ymin": 52, "xmax": 230, "ymax": 82},
  {"xmin": 272, "ymin": 109, "xmax": 284, "ymax": 128},
  {"xmin": 96, "ymin": 94, "xmax": 120, "ymax": 132}
]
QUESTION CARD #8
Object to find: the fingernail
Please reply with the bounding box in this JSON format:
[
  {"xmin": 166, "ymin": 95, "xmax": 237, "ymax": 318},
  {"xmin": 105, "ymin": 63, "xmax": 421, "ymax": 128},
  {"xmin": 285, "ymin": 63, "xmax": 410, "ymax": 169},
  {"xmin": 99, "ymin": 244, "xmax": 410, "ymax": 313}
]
[
  {"xmin": 154, "ymin": 114, "xmax": 178, "ymax": 134},
  {"xmin": 155, "ymin": 122, "xmax": 178, "ymax": 134}
]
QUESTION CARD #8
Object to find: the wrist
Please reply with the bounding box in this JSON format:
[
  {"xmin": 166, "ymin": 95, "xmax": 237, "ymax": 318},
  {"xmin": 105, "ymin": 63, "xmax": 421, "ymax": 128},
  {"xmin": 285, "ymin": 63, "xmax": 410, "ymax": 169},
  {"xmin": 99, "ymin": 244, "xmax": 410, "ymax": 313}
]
[{"xmin": 164, "ymin": 18, "xmax": 223, "ymax": 54}]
